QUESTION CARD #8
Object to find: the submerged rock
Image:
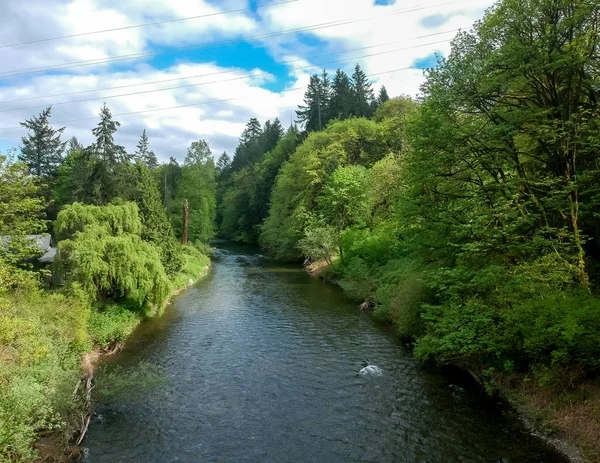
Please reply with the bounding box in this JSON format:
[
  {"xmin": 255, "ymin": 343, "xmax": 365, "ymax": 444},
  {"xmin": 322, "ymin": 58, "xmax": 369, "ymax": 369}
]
[{"xmin": 359, "ymin": 365, "xmax": 383, "ymax": 376}]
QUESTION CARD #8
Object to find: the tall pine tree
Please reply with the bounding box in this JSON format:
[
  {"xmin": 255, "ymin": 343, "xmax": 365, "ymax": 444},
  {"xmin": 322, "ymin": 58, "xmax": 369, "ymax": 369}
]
[
  {"xmin": 351, "ymin": 64, "xmax": 375, "ymax": 118},
  {"xmin": 328, "ymin": 69, "xmax": 354, "ymax": 121},
  {"xmin": 135, "ymin": 129, "xmax": 159, "ymax": 169},
  {"xmin": 231, "ymin": 118, "xmax": 263, "ymax": 171},
  {"xmin": 66, "ymin": 136, "xmax": 83, "ymax": 155},
  {"xmin": 87, "ymin": 104, "xmax": 129, "ymax": 204},
  {"xmin": 296, "ymin": 70, "xmax": 330, "ymax": 132},
  {"xmin": 378, "ymin": 85, "xmax": 390, "ymax": 105},
  {"xmin": 19, "ymin": 106, "xmax": 66, "ymax": 178}
]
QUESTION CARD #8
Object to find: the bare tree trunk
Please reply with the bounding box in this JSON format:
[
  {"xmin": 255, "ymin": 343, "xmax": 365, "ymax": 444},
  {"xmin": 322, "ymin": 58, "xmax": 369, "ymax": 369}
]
[{"xmin": 182, "ymin": 199, "xmax": 189, "ymax": 245}]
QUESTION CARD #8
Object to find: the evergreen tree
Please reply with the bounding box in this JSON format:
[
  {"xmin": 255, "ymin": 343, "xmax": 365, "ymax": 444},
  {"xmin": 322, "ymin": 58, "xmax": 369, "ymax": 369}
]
[
  {"xmin": 19, "ymin": 106, "xmax": 66, "ymax": 178},
  {"xmin": 121, "ymin": 162, "xmax": 184, "ymax": 275},
  {"xmin": 231, "ymin": 118, "xmax": 263, "ymax": 171},
  {"xmin": 260, "ymin": 118, "xmax": 284, "ymax": 154},
  {"xmin": 328, "ymin": 69, "xmax": 354, "ymax": 121},
  {"xmin": 296, "ymin": 71, "xmax": 330, "ymax": 132},
  {"xmin": 378, "ymin": 85, "xmax": 390, "ymax": 105},
  {"xmin": 66, "ymin": 136, "xmax": 83, "ymax": 155},
  {"xmin": 351, "ymin": 64, "xmax": 375, "ymax": 118},
  {"xmin": 87, "ymin": 104, "xmax": 129, "ymax": 204},
  {"xmin": 240, "ymin": 118, "xmax": 262, "ymax": 144},
  {"xmin": 135, "ymin": 129, "xmax": 158, "ymax": 169},
  {"xmin": 216, "ymin": 152, "xmax": 232, "ymax": 174},
  {"xmin": 90, "ymin": 104, "xmax": 128, "ymax": 165}
]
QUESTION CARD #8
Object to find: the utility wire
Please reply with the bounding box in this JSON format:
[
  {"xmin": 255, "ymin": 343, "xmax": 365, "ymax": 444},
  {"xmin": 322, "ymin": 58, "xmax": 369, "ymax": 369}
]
[
  {"xmin": 0, "ymin": 67, "xmax": 418, "ymax": 132},
  {"xmin": 0, "ymin": 0, "xmax": 299, "ymax": 49},
  {"xmin": 0, "ymin": 29, "xmax": 458, "ymax": 105},
  {"xmin": 0, "ymin": 0, "xmax": 467, "ymax": 78},
  {"xmin": 0, "ymin": 35, "xmax": 456, "ymax": 112}
]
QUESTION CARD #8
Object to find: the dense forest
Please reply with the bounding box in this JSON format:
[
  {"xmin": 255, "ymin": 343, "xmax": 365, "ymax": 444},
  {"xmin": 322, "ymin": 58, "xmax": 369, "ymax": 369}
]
[
  {"xmin": 2, "ymin": 0, "xmax": 600, "ymax": 460},
  {"xmin": 0, "ymin": 104, "xmax": 214, "ymax": 460},
  {"xmin": 217, "ymin": 0, "xmax": 600, "ymax": 455}
]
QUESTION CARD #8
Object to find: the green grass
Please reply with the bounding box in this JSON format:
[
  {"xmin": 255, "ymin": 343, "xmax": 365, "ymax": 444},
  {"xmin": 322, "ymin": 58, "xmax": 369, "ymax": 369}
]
[
  {"xmin": 0, "ymin": 244, "xmax": 211, "ymax": 462},
  {"xmin": 170, "ymin": 244, "xmax": 211, "ymax": 292}
]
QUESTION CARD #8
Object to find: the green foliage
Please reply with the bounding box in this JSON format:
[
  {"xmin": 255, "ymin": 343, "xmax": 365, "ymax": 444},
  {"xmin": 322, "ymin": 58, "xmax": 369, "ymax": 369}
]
[
  {"xmin": 171, "ymin": 140, "xmax": 216, "ymax": 243},
  {"xmin": 218, "ymin": 123, "xmax": 295, "ymax": 243},
  {"xmin": 0, "ymin": 154, "xmax": 48, "ymax": 290},
  {"xmin": 261, "ymin": 117, "xmax": 399, "ymax": 259},
  {"xmin": 56, "ymin": 202, "xmax": 170, "ymax": 311},
  {"xmin": 297, "ymin": 225, "xmax": 338, "ymax": 266},
  {"xmin": 54, "ymin": 201, "xmax": 141, "ymax": 241},
  {"xmin": 170, "ymin": 244, "xmax": 211, "ymax": 292},
  {"xmin": 135, "ymin": 129, "xmax": 158, "ymax": 170},
  {"xmin": 121, "ymin": 162, "xmax": 184, "ymax": 276},
  {"xmin": 88, "ymin": 303, "xmax": 141, "ymax": 349},
  {"xmin": 0, "ymin": 286, "xmax": 90, "ymax": 462}
]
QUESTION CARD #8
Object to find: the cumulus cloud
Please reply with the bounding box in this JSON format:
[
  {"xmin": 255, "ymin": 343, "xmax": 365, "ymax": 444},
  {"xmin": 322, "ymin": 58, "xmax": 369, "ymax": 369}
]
[{"xmin": 0, "ymin": 0, "xmax": 494, "ymax": 161}]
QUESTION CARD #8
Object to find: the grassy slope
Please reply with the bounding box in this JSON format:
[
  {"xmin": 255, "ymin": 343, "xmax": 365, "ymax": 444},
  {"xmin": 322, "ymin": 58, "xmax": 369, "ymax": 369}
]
[{"xmin": 0, "ymin": 246, "xmax": 210, "ymax": 463}]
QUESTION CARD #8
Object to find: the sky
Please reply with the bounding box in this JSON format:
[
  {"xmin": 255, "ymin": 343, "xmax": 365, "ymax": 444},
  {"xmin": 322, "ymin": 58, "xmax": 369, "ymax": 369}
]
[{"xmin": 0, "ymin": 0, "xmax": 495, "ymax": 163}]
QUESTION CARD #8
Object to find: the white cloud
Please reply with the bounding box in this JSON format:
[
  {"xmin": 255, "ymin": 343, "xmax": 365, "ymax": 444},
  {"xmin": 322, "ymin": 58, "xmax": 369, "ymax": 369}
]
[{"xmin": 0, "ymin": 0, "xmax": 494, "ymax": 161}]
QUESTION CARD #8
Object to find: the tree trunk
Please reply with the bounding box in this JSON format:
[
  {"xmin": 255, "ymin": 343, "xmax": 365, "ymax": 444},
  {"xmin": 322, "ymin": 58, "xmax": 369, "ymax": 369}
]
[{"xmin": 182, "ymin": 199, "xmax": 189, "ymax": 245}]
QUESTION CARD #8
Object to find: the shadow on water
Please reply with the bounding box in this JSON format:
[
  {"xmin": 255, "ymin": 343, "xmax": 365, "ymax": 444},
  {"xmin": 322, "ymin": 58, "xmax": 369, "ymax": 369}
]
[{"xmin": 84, "ymin": 243, "xmax": 568, "ymax": 463}]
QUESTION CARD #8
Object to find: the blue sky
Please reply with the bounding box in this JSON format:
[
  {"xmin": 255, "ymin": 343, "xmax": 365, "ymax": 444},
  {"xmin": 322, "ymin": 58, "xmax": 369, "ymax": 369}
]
[{"xmin": 0, "ymin": 0, "xmax": 493, "ymax": 161}]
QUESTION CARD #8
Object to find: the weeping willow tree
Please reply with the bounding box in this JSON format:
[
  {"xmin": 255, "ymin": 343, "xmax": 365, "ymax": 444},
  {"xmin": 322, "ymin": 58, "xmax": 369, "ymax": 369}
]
[{"xmin": 55, "ymin": 201, "xmax": 170, "ymax": 311}]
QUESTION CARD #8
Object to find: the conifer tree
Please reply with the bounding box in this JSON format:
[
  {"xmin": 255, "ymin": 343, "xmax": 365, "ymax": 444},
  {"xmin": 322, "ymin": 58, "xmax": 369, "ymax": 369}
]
[
  {"xmin": 328, "ymin": 69, "xmax": 353, "ymax": 121},
  {"xmin": 378, "ymin": 85, "xmax": 390, "ymax": 105},
  {"xmin": 66, "ymin": 136, "xmax": 83, "ymax": 155},
  {"xmin": 91, "ymin": 104, "xmax": 128, "ymax": 165},
  {"xmin": 351, "ymin": 64, "xmax": 375, "ymax": 118},
  {"xmin": 296, "ymin": 71, "xmax": 330, "ymax": 132},
  {"xmin": 19, "ymin": 106, "xmax": 66, "ymax": 178},
  {"xmin": 231, "ymin": 118, "xmax": 263, "ymax": 171},
  {"xmin": 260, "ymin": 118, "xmax": 285, "ymax": 154},
  {"xmin": 216, "ymin": 152, "xmax": 232, "ymax": 174},
  {"xmin": 135, "ymin": 129, "xmax": 159, "ymax": 169},
  {"xmin": 87, "ymin": 104, "xmax": 129, "ymax": 204}
]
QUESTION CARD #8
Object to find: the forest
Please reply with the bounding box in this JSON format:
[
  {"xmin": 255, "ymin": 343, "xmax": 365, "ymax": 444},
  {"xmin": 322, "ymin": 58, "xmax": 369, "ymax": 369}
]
[
  {"xmin": 217, "ymin": 0, "xmax": 600, "ymax": 456},
  {"xmin": 0, "ymin": 104, "xmax": 214, "ymax": 460},
  {"xmin": 2, "ymin": 0, "xmax": 600, "ymax": 460}
]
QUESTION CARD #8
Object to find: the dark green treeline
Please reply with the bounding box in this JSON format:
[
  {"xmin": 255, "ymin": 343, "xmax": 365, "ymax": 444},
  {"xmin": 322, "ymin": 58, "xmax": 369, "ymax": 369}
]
[{"xmin": 217, "ymin": 0, "xmax": 600, "ymax": 397}]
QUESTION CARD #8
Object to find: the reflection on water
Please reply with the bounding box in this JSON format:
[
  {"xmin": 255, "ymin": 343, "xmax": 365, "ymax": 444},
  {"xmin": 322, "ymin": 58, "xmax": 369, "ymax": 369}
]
[{"xmin": 84, "ymin": 244, "xmax": 566, "ymax": 463}]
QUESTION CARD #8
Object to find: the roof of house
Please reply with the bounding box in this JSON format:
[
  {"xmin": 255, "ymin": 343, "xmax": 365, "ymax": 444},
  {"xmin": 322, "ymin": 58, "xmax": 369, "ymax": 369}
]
[{"xmin": 0, "ymin": 234, "xmax": 57, "ymax": 263}]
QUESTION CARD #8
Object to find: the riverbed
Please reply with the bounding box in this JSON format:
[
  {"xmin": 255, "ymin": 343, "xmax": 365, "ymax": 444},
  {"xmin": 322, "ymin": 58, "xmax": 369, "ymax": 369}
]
[{"xmin": 84, "ymin": 244, "xmax": 567, "ymax": 462}]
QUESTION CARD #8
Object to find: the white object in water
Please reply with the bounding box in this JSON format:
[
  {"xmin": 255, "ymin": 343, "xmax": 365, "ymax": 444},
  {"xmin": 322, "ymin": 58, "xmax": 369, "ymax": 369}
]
[{"xmin": 359, "ymin": 365, "xmax": 383, "ymax": 376}]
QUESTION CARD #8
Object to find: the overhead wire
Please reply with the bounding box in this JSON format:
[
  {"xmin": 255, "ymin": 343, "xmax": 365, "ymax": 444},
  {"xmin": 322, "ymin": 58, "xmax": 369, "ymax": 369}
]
[
  {"xmin": 0, "ymin": 0, "xmax": 299, "ymax": 49},
  {"xmin": 0, "ymin": 0, "xmax": 468, "ymax": 78},
  {"xmin": 0, "ymin": 67, "xmax": 422, "ymax": 132},
  {"xmin": 0, "ymin": 29, "xmax": 458, "ymax": 105},
  {"xmin": 0, "ymin": 33, "xmax": 457, "ymax": 112}
]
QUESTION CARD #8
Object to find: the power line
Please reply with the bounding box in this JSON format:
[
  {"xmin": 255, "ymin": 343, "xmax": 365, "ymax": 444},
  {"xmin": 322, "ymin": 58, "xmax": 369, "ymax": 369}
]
[
  {"xmin": 0, "ymin": 67, "xmax": 419, "ymax": 132},
  {"xmin": 0, "ymin": 0, "xmax": 299, "ymax": 49},
  {"xmin": 0, "ymin": 0, "xmax": 467, "ymax": 78},
  {"xmin": 0, "ymin": 29, "xmax": 459, "ymax": 105},
  {"xmin": 0, "ymin": 35, "xmax": 457, "ymax": 113}
]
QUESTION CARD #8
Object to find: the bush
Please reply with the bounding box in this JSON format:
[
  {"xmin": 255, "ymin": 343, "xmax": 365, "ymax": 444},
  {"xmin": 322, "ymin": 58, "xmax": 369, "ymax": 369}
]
[
  {"xmin": 0, "ymin": 287, "xmax": 90, "ymax": 462},
  {"xmin": 88, "ymin": 303, "xmax": 141, "ymax": 349}
]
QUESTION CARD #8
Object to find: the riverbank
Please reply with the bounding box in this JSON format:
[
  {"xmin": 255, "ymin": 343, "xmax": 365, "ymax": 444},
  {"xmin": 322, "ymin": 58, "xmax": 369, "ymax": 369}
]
[
  {"xmin": 308, "ymin": 260, "xmax": 596, "ymax": 463},
  {"xmin": 0, "ymin": 247, "xmax": 210, "ymax": 463}
]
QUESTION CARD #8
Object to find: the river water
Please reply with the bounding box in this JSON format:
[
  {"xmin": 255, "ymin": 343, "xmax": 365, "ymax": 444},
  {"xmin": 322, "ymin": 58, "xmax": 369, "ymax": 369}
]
[{"xmin": 84, "ymin": 245, "xmax": 566, "ymax": 462}]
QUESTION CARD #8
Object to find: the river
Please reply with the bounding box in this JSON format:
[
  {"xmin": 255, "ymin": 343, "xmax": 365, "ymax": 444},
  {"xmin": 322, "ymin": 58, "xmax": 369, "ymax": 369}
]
[{"xmin": 84, "ymin": 244, "xmax": 567, "ymax": 462}]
